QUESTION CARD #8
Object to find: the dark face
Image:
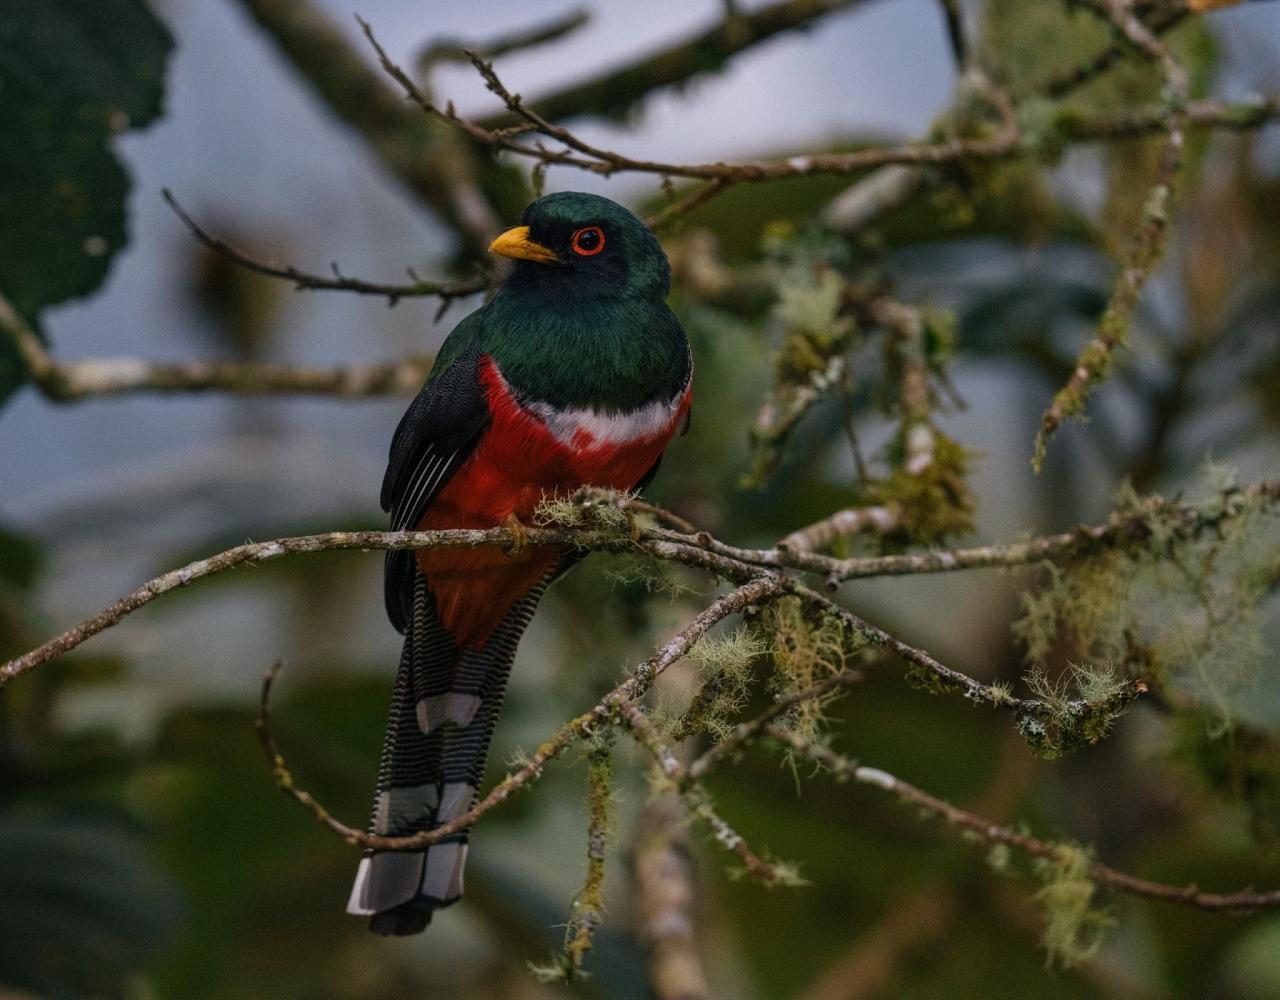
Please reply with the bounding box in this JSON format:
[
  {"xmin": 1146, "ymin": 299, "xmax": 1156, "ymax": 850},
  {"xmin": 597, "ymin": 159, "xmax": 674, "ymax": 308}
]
[{"xmin": 489, "ymin": 191, "xmax": 670, "ymax": 298}]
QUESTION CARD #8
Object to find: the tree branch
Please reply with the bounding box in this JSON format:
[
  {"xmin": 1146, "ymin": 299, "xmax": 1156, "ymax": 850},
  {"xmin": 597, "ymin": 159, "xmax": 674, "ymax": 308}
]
[
  {"xmin": 8, "ymin": 479, "xmax": 1276, "ymax": 686},
  {"xmin": 247, "ymin": 577, "xmax": 782, "ymax": 851},
  {"xmin": 0, "ymin": 293, "xmax": 432, "ymax": 402},
  {"xmin": 417, "ymin": 8, "xmax": 591, "ymax": 82},
  {"xmin": 163, "ymin": 190, "xmax": 490, "ymax": 308},
  {"xmin": 1035, "ymin": 0, "xmax": 1191, "ymax": 466},
  {"xmin": 772, "ymin": 725, "xmax": 1280, "ymax": 912},
  {"xmin": 475, "ymin": 0, "xmax": 879, "ymax": 128},
  {"xmin": 617, "ymin": 697, "xmax": 794, "ymax": 885},
  {"xmin": 632, "ymin": 790, "xmax": 712, "ymax": 1000},
  {"xmin": 364, "ymin": 19, "xmax": 1279, "ymax": 189}
]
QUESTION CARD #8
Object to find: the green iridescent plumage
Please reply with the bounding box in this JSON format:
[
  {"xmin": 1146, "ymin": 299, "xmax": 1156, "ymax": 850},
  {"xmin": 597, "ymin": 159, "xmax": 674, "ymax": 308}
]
[{"xmin": 433, "ymin": 192, "xmax": 690, "ymax": 412}]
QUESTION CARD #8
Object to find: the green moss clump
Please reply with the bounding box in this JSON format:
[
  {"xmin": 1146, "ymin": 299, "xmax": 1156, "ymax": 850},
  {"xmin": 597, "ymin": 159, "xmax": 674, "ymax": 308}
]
[
  {"xmin": 1016, "ymin": 664, "xmax": 1143, "ymax": 761},
  {"xmin": 874, "ymin": 428, "xmax": 976, "ymax": 544}
]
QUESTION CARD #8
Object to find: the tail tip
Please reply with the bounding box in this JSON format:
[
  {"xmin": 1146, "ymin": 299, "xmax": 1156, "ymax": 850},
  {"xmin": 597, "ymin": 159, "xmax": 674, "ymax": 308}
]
[{"xmin": 369, "ymin": 906, "xmax": 432, "ymax": 936}]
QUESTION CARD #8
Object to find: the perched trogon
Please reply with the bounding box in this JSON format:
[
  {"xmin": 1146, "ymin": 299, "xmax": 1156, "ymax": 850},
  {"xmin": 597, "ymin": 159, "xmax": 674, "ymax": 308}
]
[{"xmin": 346, "ymin": 192, "xmax": 693, "ymax": 935}]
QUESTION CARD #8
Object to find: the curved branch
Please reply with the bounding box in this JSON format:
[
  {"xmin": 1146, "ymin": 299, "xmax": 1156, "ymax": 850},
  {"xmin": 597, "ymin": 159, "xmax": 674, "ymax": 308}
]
[
  {"xmin": 475, "ymin": 0, "xmax": 878, "ymax": 127},
  {"xmin": 252, "ymin": 577, "xmax": 782, "ymax": 851}
]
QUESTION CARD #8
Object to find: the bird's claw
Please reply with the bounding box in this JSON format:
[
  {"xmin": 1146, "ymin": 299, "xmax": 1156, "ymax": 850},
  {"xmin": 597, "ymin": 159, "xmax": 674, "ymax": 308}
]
[{"xmin": 502, "ymin": 512, "xmax": 529, "ymax": 557}]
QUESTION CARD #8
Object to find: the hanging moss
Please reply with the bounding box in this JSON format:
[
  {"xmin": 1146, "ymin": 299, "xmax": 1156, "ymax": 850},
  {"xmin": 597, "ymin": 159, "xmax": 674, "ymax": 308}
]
[
  {"xmin": 1012, "ymin": 470, "xmax": 1280, "ymax": 736},
  {"xmin": 766, "ymin": 597, "xmax": 863, "ymax": 746},
  {"xmin": 671, "ymin": 625, "xmax": 767, "ymax": 742},
  {"xmin": 1033, "ymin": 844, "xmax": 1116, "ymax": 969}
]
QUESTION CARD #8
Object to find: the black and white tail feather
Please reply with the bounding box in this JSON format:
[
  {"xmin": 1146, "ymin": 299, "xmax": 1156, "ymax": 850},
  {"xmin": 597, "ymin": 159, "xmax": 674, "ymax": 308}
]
[{"xmin": 347, "ymin": 571, "xmax": 550, "ymax": 935}]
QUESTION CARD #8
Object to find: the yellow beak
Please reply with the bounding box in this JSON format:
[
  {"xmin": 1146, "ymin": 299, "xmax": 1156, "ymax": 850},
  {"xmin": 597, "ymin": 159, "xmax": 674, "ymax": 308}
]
[{"xmin": 488, "ymin": 226, "xmax": 560, "ymax": 264}]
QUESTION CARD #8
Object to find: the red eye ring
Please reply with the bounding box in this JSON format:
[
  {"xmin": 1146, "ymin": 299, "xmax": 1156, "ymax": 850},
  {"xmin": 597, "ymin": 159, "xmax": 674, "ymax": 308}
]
[{"xmin": 571, "ymin": 226, "xmax": 605, "ymax": 256}]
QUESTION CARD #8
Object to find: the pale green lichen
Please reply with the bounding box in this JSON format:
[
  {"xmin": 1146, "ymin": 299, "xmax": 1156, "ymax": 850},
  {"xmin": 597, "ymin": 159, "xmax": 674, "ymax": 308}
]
[
  {"xmin": 1012, "ymin": 469, "xmax": 1278, "ymax": 739},
  {"xmin": 534, "ymin": 489, "xmax": 634, "ymax": 533},
  {"xmin": 1034, "ymin": 844, "xmax": 1116, "ymax": 969},
  {"xmin": 767, "ymin": 597, "xmax": 863, "ymax": 745},
  {"xmin": 601, "ymin": 553, "xmax": 700, "ymax": 599},
  {"xmin": 673, "ymin": 625, "xmax": 767, "ymax": 741},
  {"xmin": 1016, "ymin": 663, "xmax": 1139, "ymax": 760}
]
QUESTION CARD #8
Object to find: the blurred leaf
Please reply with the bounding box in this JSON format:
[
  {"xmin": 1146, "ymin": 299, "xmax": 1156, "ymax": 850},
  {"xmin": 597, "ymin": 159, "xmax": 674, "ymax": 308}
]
[
  {"xmin": 0, "ymin": 809, "xmax": 183, "ymax": 998},
  {"xmin": 0, "ymin": 525, "xmax": 40, "ymax": 591},
  {"xmin": 954, "ymin": 259, "xmax": 1108, "ymax": 366},
  {"xmin": 0, "ymin": 0, "xmax": 172, "ymax": 405}
]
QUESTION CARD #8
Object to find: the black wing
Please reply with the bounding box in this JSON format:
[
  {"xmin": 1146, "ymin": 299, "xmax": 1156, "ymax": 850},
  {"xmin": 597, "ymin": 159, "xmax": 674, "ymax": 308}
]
[{"xmin": 382, "ymin": 343, "xmax": 490, "ymax": 632}]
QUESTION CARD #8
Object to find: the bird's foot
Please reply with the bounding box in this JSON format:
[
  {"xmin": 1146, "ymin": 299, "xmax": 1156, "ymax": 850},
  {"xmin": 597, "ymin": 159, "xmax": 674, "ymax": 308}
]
[
  {"xmin": 623, "ymin": 506, "xmax": 641, "ymax": 543},
  {"xmin": 501, "ymin": 512, "xmax": 529, "ymax": 558}
]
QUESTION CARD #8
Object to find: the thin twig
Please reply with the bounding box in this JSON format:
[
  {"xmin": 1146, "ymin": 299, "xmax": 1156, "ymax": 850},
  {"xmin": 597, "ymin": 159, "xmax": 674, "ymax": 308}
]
[
  {"xmin": 473, "ymin": 0, "xmax": 876, "ymax": 127},
  {"xmin": 556, "ymin": 741, "xmax": 612, "ymax": 980},
  {"xmin": 163, "ymin": 190, "xmax": 489, "ymax": 306},
  {"xmin": 936, "ymin": 0, "xmax": 967, "ymax": 69},
  {"xmin": 688, "ymin": 668, "xmax": 865, "ymax": 778},
  {"xmin": 789, "ymin": 582, "xmax": 1042, "ymax": 709},
  {"xmin": 365, "ymin": 18, "xmax": 1280, "ymax": 190},
  {"xmin": 256, "ymin": 660, "xmax": 365, "ymax": 841},
  {"xmin": 645, "ymin": 179, "xmax": 735, "ymax": 231},
  {"xmin": 416, "ymin": 8, "xmax": 590, "ymax": 80},
  {"xmin": 1035, "ymin": 0, "xmax": 1191, "ymax": 467},
  {"xmin": 772, "ymin": 726, "xmax": 1280, "ymax": 913},
  {"xmin": 1036, "ymin": 4, "xmax": 1187, "ymax": 100},
  {"xmin": 617, "ymin": 698, "xmax": 792, "ymax": 885}
]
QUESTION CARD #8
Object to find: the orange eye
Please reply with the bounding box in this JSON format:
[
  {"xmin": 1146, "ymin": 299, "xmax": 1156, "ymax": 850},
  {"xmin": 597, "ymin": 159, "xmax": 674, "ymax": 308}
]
[{"xmin": 571, "ymin": 226, "xmax": 605, "ymax": 256}]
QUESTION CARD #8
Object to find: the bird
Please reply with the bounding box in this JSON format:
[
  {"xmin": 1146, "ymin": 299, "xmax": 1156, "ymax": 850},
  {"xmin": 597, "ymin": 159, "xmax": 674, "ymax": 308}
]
[{"xmin": 346, "ymin": 191, "xmax": 692, "ymax": 935}]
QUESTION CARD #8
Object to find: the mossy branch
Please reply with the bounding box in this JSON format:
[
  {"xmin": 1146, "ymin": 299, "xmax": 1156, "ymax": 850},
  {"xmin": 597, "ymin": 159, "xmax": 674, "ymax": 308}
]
[
  {"xmin": 1033, "ymin": 0, "xmax": 1191, "ymax": 468},
  {"xmin": 535, "ymin": 740, "xmax": 614, "ymax": 982}
]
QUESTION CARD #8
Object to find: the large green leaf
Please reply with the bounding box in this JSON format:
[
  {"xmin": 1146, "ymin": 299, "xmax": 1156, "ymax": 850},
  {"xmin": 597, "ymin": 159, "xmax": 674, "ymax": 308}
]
[{"xmin": 0, "ymin": 0, "xmax": 172, "ymax": 405}]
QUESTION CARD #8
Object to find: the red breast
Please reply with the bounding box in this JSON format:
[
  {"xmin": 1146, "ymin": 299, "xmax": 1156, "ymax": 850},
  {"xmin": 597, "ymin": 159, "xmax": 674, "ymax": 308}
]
[{"xmin": 418, "ymin": 356, "xmax": 691, "ymax": 649}]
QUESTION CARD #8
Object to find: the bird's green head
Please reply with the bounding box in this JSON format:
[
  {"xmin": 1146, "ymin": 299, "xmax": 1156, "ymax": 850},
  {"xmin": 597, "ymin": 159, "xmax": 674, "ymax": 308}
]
[{"xmin": 490, "ymin": 191, "xmax": 669, "ymax": 299}]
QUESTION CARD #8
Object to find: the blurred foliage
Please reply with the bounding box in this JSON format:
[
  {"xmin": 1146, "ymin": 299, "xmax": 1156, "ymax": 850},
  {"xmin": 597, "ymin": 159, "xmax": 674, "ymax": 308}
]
[
  {"xmin": 0, "ymin": 0, "xmax": 172, "ymax": 406},
  {"xmin": 0, "ymin": 526, "xmax": 182, "ymax": 999}
]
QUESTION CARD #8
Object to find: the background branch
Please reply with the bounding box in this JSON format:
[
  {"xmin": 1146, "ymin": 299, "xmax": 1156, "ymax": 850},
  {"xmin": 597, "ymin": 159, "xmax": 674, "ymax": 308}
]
[
  {"xmin": 475, "ymin": 0, "xmax": 879, "ymax": 128},
  {"xmin": 232, "ymin": 0, "xmax": 505, "ymax": 256},
  {"xmin": 0, "ymin": 293, "xmax": 432, "ymax": 402},
  {"xmin": 163, "ymin": 190, "xmax": 490, "ymax": 308}
]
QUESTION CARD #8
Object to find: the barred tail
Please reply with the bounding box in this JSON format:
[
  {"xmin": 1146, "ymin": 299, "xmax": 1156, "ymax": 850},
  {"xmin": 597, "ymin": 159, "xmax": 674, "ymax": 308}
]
[{"xmin": 347, "ymin": 571, "xmax": 548, "ymax": 936}]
